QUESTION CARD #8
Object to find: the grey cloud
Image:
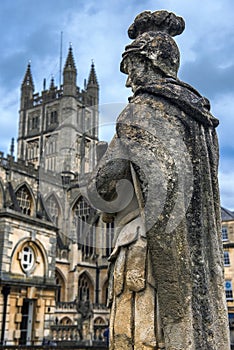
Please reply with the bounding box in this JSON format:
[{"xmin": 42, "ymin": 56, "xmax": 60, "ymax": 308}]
[{"xmin": 180, "ymin": 58, "xmax": 234, "ymax": 100}]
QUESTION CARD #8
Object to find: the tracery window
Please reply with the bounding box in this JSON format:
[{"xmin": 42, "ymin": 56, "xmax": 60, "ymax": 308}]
[
  {"xmin": 29, "ymin": 115, "xmax": 39, "ymax": 130},
  {"xmin": 27, "ymin": 140, "xmax": 39, "ymax": 162},
  {"xmin": 78, "ymin": 273, "xmax": 93, "ymax": 302},
  {"xmin": 55, "ymin": 270, "xmax": 65, "ymax": 302},
  {"xmin": 32, "ymin": 116, "xmax": 39, "ymax": 129},
  {"xmin": 16, "ymin": 185, "xmax": 32, "ymax": 215},
  {"xmin": 73, "ymin": 197, "xmax": 96, "ymax": 259},
  {"xmin": 50, "ymin": 110, "xmax": 58, "ymax": 124},
  {"xmin": 46, "ymin": 194, "xmax": 60, "ymax": 225}
]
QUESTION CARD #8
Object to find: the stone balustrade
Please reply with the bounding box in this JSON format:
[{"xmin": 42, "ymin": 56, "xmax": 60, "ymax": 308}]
[{"xmin": 50, "ymin": 325, "xmax": 81, "ymax": 342}]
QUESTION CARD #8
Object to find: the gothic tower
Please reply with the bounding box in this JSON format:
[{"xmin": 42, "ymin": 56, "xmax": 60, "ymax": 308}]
[{"xmin": 17, "ymin": 46, "xmax": 99, "ymax": 176}]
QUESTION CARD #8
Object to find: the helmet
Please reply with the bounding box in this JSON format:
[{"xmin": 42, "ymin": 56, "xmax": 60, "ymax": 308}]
[
  {"xmin": 120, "ymin": 31, "xmax": 180, "ymax": 78},
  {"xmin": 120, "ymin": 10, "xmax": 185, "ymax": 79}
]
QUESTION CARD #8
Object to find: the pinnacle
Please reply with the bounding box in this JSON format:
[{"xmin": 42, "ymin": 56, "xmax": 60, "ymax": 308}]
[
  {"xmin": 22, "ymin": 62, "xmax": 34, "ymax": 89},
  {"xmin": 64, "ymin": 45, "xmax": 77, "ymax": 71},
  {"xmin": 87, "ymin": 61, "xmax": 99, "ymax": 87},
  {"xmin": 50, "ymin": 76, "xmax": 55, "ymax": 89}
]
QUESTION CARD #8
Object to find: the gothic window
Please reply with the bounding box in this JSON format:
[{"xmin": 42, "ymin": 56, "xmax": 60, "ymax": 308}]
[
  {"xmin": 222, "ymin": 226, "xmax": 228, "ymax": 241},
  {"xmin": 46, "ymin": 194, "xmax": 60, "ymax": 225},
  {"xmin": 45, "ymin": 136, "xmax": 57, "ymax": 155},
  {"xmin": 55, "ymin": 270, "xmax": 65, "ymax": 302},
  {"xmin": 225, "ymin": 280, "xmax": 233, "ymax": 300},
  {"xmin": 29, "ymin": 115, "xmax": 39, "ymax": 130},
  {"xmin": 27, "ymin": 141, "xmax": 39, "ymax": 161},
  {"xmin": 105, "ymin": 222, "xmax": 114, "ymax": 257},
  {"xmin": 73, "ymin": 197, "xmax": 96, "ymax": 259},
  {"xmin": 224, "ymin": 251, "xmax": 230, "ymax": 266},
  {"xmin": 78, "ymin": 273, "xmax": 93, "ymax": 302},
  {"xmin": 21, "ymin": 246, "xmax": 35, "ymax": 272},
  {"xmin": 102, "ymin": 280, "xmax": 109, "ymax": 306},
  {"xmin": 32, "ymin": 116, "xmax": 39, "ymax": 129},
  {"xmin": 93, "ymin": 317, "xmax": 106, "ymax": 341},
  {"xmin": 60, "ymin": 317, "xmax": 72, "ymax": 325},
  {"xmin": 74, "ymin": 196, "xmax": 90, "ymax": 221},
  {"xmin": 50, "ymin": 110, "xmax": 58, "ymax": 124},
  {"xmin": 16, "ymin": 185, "xmax": 33, "ymax": 215}
]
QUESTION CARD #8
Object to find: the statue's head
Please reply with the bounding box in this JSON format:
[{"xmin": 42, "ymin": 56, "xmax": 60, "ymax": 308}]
[{"xmin": 120, "ymin": 10, "xmax": 185, "ymax": 80}]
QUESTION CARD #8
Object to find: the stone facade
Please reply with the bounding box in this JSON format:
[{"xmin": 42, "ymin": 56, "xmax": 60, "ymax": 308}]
[
  {"xmin": 0, "ymin": 47, "xmax": 110, "ymax": 346},
  {"xmin": 222, "ymin": 207, "xmax": 234, "ymax": 344}
]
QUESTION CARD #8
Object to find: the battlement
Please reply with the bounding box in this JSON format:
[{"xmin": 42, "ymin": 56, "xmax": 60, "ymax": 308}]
[
  {"xmin": 24, "ymin": 84, "xmax": 95, "ymax": 109},
  {"xmin": 0, "ymin": 151, "xmax": 38, "ymax": 175}
]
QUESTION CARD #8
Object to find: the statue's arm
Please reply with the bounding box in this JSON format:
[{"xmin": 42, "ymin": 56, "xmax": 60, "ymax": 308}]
[{"xmin": 87, "ymin": 134, "xmax": 132, "ymax": 217}]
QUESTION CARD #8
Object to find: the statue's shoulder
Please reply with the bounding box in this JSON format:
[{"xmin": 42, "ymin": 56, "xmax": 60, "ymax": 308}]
[{"xmin": 132, "ymin": 81, "xmax": 219, "ymax": 127}]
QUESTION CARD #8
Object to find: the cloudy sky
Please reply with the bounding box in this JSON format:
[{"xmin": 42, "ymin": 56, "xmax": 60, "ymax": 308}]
[{"xmin": 0, "ymin": 0, "xmax": 233, "ymax": 209}]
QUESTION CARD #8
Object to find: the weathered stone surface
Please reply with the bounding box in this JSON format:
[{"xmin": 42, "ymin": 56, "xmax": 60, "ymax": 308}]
[
  {"xmin": 107, "ymin": 218, "xmax": 158, "ymax": 350},
  {"xmin": 88, "ymin": 9, "xmax": 230, "ymax": 350},
  {"xmin": 113, "ymin": 289, "xmax": 133, "ymax": 349},
  {"xmin": 113, "ymin": 247, "xmax": 126, "ymax": 296},
  {"xmin": 134, "ymin": 285, "xmax": 157, "ymax": 349},
  {"xmin": 125, "ymin": 236, "xmax": 147, "ymax": 292}
]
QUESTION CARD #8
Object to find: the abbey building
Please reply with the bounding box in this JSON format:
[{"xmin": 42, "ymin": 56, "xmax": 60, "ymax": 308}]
[{"xmin": 0, "ymin": 46, "xmax": 112, "ymax": 346}]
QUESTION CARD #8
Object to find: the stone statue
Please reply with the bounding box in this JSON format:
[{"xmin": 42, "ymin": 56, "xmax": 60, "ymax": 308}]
[{"xmin": 88, "ymin": 10, "xmax": 230, "ymax": 350}]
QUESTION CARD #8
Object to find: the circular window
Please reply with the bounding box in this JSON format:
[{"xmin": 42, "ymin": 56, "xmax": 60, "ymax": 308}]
[{"xmin": 21, "ymin": 246, "xmax": 35, "ymax": 272}]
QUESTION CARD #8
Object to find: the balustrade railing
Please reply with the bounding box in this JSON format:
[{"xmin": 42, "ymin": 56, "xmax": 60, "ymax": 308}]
[{"xmin": 50, "ymin": 325, "xmax": 81, "ymax": 342}]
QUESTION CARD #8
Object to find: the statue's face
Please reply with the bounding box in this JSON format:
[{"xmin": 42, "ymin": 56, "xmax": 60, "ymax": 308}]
[
  {"xmin": 123, "ymin": 55, "xmax": 147, "ymax": 92},
  {"xmin": 123, "ymin": 54, "xmax": 163, "ymax": 92}
]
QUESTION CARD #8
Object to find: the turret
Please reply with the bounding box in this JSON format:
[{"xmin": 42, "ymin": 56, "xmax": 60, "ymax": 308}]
[
  {"xmin": 20, "ymin": 62, "xmax": 34, "ymax": 109},
  {"xmin": 86, "ymin": 61, "xmax": 99, "ymax": 106},
  {"xmin": 49, "ymin": 76, "xmax": 55, "ymax": 90},
  {"xmin": 63, "ymin": 45, "xmax": 77, "ymax": 96}
]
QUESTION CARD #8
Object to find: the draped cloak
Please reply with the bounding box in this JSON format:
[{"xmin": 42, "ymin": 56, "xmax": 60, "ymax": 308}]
[{"xmin": 88, "ymin": 77, "xmax": 230, "ymax": 349}]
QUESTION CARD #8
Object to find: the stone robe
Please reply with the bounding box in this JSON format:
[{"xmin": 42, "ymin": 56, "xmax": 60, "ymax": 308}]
[{"xmin": 88, "ymin": 77, "xmax": 230, "ymax": 349}]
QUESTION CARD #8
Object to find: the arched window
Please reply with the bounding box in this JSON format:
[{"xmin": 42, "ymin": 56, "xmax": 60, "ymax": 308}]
[
  {"xmin": 73, "ymin": 197, "xmax": 96, "ymax": 259},
  {"xmin": 50, "ymin": 110, "xmax": 58, "ymax": 124},
  {"xmin": 60, "ymin": 317, "xmax": 72, "ymax": 325},
  {"xmin": 102, "ymin": 280, "xmax": 109, "ymax": 306},
  {"xmin": 16, "ymin": 185, "xmax": 33, "ymax": 215},
  {"xmin": 55, "ymin": 270, "xmax": 65, "ymax": 302},
  {"xmin": 46, "ymin": 194, "xmax": 60, "ymax": 225},
  {"xmin": 78, "ymin": 273, "xmax": 93, "ymax": 302},
  {"xmin": 73, "ymin": 196, "xmax": 90, "ymax": 222},
  {"xmin": 93, "ymin": 317, "xmax": 106, "ymax": 341}
]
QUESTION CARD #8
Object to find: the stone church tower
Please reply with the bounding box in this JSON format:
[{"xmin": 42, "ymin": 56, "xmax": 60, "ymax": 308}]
[
  {"xmin": 18, "ymin": 45, "xmax": 99, "ymax": 174},
  {"xmin": 0, "ymin": 46, "xmax": 111, "ymax": 346}
]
